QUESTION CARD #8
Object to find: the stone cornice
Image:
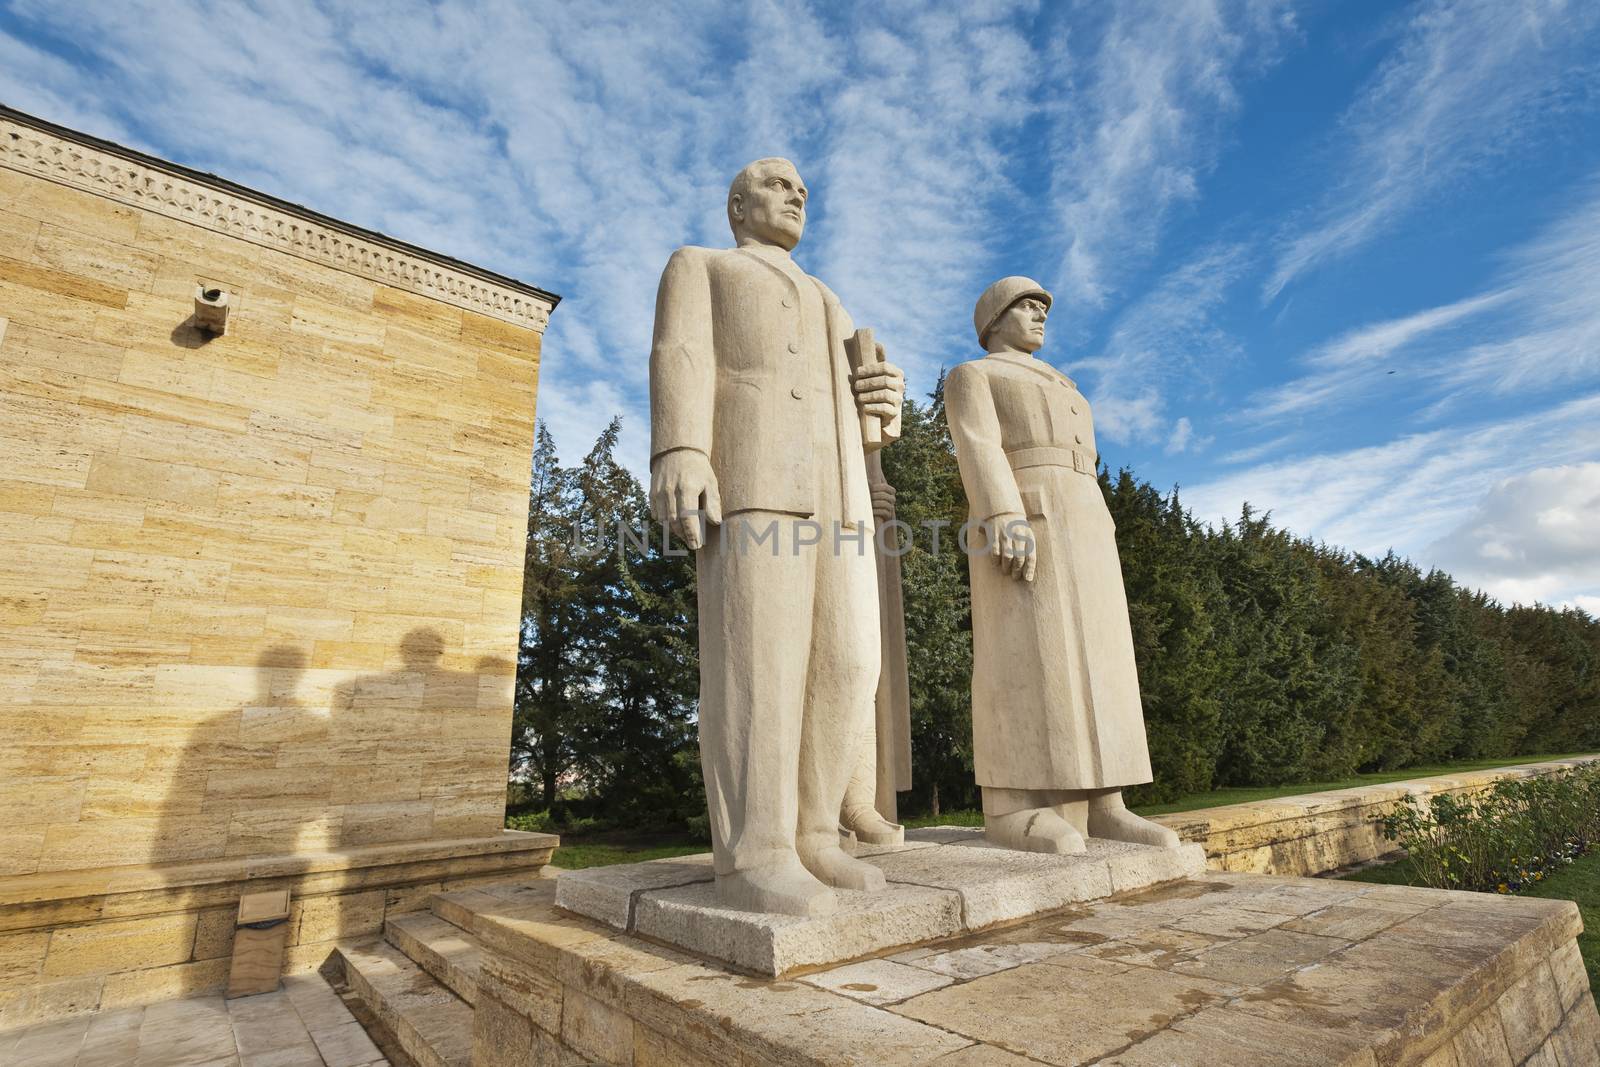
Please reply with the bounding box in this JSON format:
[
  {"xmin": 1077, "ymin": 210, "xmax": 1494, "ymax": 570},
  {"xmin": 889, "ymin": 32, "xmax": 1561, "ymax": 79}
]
[{"xmin": 0, "ymin": 106, "xmax": 559, "ymax": 334}]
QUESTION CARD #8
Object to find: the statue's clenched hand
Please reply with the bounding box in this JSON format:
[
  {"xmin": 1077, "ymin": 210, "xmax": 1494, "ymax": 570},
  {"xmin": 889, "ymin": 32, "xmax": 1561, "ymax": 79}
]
[
  {"xmin": 651, "ymin": 449, "xmax": 722, "ymax": 551},
  {"xmin": 870, "ymin": 481, "xmax": 897, "ymax": 524},
  {"xmin": 852, "ymin": 348, "xmax": 904, "ymax": 422},
  {"xmin": 989, "ymin": 511, "xmax": 1037, "ymax": 583}
]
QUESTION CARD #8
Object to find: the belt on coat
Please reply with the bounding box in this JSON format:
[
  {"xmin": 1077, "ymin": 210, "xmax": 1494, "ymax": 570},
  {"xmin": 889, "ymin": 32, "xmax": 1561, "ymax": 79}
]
[{"xmin": 1005, "ymin": 445, "xmax": 1096, "ymax": 475}]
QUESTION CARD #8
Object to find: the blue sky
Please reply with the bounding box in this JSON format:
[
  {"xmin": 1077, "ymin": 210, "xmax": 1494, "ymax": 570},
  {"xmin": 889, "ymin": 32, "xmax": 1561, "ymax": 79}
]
[{"xmin": 3, "ymin": 0, "xmax": 1598, "ymax": 611}]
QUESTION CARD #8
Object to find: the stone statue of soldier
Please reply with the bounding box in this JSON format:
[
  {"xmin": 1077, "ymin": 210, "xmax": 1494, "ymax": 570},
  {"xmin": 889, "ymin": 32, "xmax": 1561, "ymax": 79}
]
[
  {"xmin": 649, "ymin": 158, "xmax": 906, "ymax": 914},
  {"xmin": 946, "ymin": 276, "xmax": 1179, "ymax": 854}
]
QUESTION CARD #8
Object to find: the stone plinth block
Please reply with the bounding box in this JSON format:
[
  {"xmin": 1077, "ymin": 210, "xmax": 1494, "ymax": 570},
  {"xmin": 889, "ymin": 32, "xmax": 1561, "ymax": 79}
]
[
  {"xmin": 880, "ymin": 830, "xmax": 1207, "ymax": 928},
  {"xmin": 634, "ymin": 882, "xmax": 964, "ymax": 976},
  {"xmin": 554, "ymin": 828, "xmax": 1205, "ymax": 976}
]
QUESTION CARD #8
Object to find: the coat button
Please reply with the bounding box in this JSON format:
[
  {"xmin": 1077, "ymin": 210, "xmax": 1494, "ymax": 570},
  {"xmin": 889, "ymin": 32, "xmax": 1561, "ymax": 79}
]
[
  {"xmin": 787, "ymin": 341, "xmax": 800, "ymax": 353},
  {"xmin": 1071, "ymin": 405, "xmax": 1080, "ymax": 414},
  {"xmin": 1075, "ymin": 433, "xmax": 1084, "ymax": 444},
  {"xmin": 782, "ymin": 297, "xmax": 794, "ymax": 308},
  {"xmin": 791, "ymin": 387, "xmax": 804, "ymax": 400}
]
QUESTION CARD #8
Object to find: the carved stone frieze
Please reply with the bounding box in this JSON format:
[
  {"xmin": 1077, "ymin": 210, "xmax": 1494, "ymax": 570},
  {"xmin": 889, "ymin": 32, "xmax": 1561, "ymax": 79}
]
[{"xmin": 0, "ymin": 109, "xmax": 557, "ymax": 333}]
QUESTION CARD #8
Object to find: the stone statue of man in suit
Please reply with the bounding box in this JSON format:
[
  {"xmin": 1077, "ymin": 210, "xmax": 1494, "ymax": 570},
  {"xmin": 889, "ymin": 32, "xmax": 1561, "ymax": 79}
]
[{"xmin": 649, "ymin": 158, "xmax": 905, "ymax": 915}]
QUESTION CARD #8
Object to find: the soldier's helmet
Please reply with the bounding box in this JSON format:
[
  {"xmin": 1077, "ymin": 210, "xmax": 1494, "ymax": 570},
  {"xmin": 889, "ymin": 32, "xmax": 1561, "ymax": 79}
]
[{"xmin": 974, "ymin": 276, "xmax": 1053, "ymax": 348}]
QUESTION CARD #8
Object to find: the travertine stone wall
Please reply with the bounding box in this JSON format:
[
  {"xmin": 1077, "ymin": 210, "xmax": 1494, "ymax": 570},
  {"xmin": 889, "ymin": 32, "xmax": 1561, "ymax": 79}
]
[{"xmin": 0, "ymin": 113, "xmax": 555, "ymax": 878}]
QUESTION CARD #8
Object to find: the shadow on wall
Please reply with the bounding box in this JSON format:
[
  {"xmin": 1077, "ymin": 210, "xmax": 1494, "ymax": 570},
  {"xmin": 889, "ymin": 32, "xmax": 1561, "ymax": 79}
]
[{"xmin": 162, "ymin": 628, "xmax": 511, "ymax": 871}]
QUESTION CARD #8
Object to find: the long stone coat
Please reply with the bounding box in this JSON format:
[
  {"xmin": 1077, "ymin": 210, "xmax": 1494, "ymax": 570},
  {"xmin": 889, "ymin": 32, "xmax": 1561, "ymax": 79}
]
[{"xmin": 945, "ymin": 352, "xmax": 1154, "ymax": 791}]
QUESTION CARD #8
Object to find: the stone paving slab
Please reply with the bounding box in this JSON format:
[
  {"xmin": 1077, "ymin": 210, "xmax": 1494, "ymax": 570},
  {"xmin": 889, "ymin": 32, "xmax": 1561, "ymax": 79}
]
[
  {"xmin": 554, "ymin": 829, "xmax": 1205, "ymax": 976},
  {"xmin": 468, "ymin": 869, "xmax": 1599, "ymax": 1067},
  {"xmin": 0, "ymin": 973, "xmax": 385, "ymax": 1067}
]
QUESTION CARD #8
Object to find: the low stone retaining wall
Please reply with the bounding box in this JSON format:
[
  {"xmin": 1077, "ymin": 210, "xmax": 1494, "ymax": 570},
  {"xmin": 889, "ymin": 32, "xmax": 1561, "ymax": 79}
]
[
  {"xmin": 0, "ymin": 830, "xmax": 556, "ymax": 1031},
  {"xmin": 1153, "ymin": 755, "xmax": 1600, "ymax": 876}
]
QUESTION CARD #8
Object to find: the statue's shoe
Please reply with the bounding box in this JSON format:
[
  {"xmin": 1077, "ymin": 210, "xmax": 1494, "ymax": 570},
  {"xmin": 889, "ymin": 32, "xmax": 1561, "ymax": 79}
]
[
  {"xmin": 1087, "ymin": 799, "xmax": 1180, "ymax": 849},
  {"xmin": 984, "ymin": 807, "xmax": 1087, "ymax": 855},
  {"xmin": 716, "ymin": 861, "xmax": 837, "ymax": 916},
  {"xmin": 840, "ymin": 807, "xmax": 905, "ymax": 846},
  {"xmin": 798, "ymin": 840, "xmax": 887, "ymax": 892}
]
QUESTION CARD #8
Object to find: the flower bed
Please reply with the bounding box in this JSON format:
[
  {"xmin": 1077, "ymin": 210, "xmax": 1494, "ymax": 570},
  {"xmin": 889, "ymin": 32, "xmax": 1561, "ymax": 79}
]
[{"xmin": 1379, "ymin": 763, "xmax": 1600, "ymax": 894}]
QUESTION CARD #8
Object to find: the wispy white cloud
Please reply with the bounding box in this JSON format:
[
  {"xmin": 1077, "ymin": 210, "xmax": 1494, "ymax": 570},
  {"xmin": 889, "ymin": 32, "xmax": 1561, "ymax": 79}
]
[
  {"xmin": 1046, "ymin": 0, "xmax": 1297, "ymax": 310},
  {"xmin": 1071, "ymin": 242, "xmax": 1249, "ymax": 446},
  {"xmin": 1164, "ymin": 416, "xmax": 1195, "ymax": 454},
  {"xmin": 1245, "ymin": 170, "xmax": 1600, "ymax": 426},
  {"xmin": 1183, "ymin": 393, "xmax": 1600, "ymax": 561},
  {"xmin": 809, "ymin": 3, "xmax": 1039, "ymax": 393},
  {"xmin": 1217, "ymin": 434, "xmax": 1297, "ymax": 466},
  {"xmin": 1264, "ymin": 0, "xmax": 1600, "ymax": 300},
  {"xmin": 1245, "ymin": 289, "xmax": 1510, "ymax": 420},
  {"xmin": 1443, "ymin": 175, "xmax": 1600, "ymax": 395}
]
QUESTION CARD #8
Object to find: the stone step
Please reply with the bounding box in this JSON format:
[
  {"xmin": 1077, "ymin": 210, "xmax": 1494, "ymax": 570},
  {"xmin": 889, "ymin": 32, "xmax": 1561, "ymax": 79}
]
[
  {"xmin": 385, "ymin": 910, "xmax": 483, "ymax": 1005},
  {"xmin": 429, "ymin": 879, "xmax": 559, "ymax": 936},
  {"xmin": 336, "ymin": 940, "xmax": 473, "ymax": 1067}
]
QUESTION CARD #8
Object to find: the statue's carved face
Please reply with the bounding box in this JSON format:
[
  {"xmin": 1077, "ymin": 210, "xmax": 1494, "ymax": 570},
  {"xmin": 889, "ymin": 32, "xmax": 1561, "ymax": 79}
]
[
  {"xmin": 989, "ymin": 296, "xmax": 1048, "ymax": 354},
  {"xmin": 732, "ymin": 163, "xmax": 807, "ymax": 250}
]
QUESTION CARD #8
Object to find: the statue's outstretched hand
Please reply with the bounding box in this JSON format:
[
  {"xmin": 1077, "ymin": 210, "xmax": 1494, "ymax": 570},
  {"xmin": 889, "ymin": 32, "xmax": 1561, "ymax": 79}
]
[
  {"xmin": 650, "ymin": 449, "xmax": 722, "ymax": 551},
  {"xmin": 852, "ymin": 347, "xmax": 904, "ymax": 422},
  {"xmin": 989, "ymin": 512, "xmax": 1037, "ymax": 583}
]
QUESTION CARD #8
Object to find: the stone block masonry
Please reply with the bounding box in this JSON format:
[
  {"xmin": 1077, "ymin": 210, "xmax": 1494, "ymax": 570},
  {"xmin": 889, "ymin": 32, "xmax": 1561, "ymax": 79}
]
[
  {"xmin": 0, "ymin": 104, "xmax": 560, "ymax": 1026},
  {"xmin": 1154, "ymin": 755, "xmax": 1600, "ymax": 877}
]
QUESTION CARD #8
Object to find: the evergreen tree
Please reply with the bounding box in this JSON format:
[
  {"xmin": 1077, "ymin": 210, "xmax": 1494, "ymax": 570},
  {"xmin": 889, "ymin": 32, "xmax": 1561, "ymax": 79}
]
[
  {"xmin": 881, "ymin": 384, "xmax": 976, "ymax": 815},
  {"xmin": 1102, "ymin": 473, "xmax": 1226, "ymax": 802},
  {"xmin": 512, "ymin": 424, "xmax": 590, "ymax": 809},
  {"xmin": 569, "ymin": 419, "xmax": 701, "ymax": 828}
]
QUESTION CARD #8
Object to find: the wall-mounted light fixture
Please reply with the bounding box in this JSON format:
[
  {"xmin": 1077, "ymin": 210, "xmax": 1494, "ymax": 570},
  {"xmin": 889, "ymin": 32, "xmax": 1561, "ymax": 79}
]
[{"xmin": 193, "ymin": 285, "xmax": 231, "ymax": 337}]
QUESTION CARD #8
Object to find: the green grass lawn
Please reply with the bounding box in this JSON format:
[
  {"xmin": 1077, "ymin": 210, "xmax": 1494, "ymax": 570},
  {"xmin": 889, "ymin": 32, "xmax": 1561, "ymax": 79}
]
[
  {"xmin": 1130, "ymin": 752, "xmax": 1596, "ymax": 817},
  {"xmin": 539, "ymin": 752, "xmax": 1596, "ymax": 872},
  {"xmin": 1524, "ymin": 851, "xmax": 1600, "ymax": 996},
  {"xmin": 544, "ymin": 831, "xmax": 707, "ymax": 870},
  {"xmin": 903, "ymin": 810, "xmax": 984, "ymax": 829},
  {"xmin": 1342, "ymin": 848, "xmax": 1600, "ymax": 996},
  {"xmin": 547, "ymin": 838, "xmax": 707, "ymax": 869}
]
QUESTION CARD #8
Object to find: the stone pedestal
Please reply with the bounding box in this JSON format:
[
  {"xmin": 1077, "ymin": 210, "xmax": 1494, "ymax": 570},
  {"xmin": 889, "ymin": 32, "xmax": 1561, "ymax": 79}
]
[
  {"xmin": 554, "ymin": 828, "xmax": 1206, "ymax": 976},
  {"xmin": 465, "ymin": 867, "xmax": 1599, "ymax": 1066}
]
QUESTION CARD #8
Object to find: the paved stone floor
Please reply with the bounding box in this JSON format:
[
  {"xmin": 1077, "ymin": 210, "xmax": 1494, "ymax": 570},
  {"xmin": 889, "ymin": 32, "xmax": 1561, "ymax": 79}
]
[
  {"xmin": 465, "ymin": 872, "xmax": 1600, "ymax": 1066},
  {"xmin": 0, "ymin": 974, "xmax": 388, "ymax": 1067}
]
